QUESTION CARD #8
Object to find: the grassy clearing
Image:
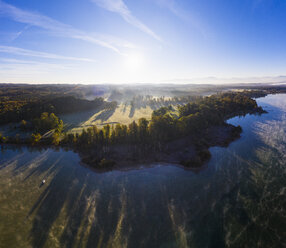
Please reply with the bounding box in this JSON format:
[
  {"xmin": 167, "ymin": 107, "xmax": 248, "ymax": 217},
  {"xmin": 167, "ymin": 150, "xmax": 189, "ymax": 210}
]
[
  {"xmin": 63, "ymin": 103, "xmax": 155, "ymax": 133},
  {"xmin": 0, "ymin": 102, "xmax": 176, "ymax": 136}
]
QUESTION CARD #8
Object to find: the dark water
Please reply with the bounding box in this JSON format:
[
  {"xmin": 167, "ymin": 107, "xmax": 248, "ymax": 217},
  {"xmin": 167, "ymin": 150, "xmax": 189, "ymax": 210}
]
[{"xmin": 0, "ymin": 94, "xmax": 285, "ymax": 248}]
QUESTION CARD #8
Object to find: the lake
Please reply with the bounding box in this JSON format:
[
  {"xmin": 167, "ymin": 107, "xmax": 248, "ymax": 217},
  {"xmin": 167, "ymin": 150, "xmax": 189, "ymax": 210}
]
[{"xmin": 0, "ymin": 94, "xmax": 285, "ymax": 248}]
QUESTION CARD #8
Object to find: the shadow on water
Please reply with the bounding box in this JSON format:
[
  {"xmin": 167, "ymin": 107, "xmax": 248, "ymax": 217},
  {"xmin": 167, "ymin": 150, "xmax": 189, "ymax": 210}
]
[
  {"xmin": 1, "ymin": 135, "xmax": 285, "ymax": 248},
  {"xmin": 0, "ymin": 152, "xmax": 248, "ymax": 247},
  {"xmin": 25, "ymin": 160, "xmax": 180, "ymax": 248},
  {"xmin": 0, "ymin": 146, "xmax": 184, "ymax": 247}
]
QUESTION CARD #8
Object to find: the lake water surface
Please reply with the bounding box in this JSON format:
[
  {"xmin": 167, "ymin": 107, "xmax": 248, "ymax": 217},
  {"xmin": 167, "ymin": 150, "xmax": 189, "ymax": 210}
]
[{"xmin": 0, "ymin": 94, "xmax": 285, "ymax": 248}]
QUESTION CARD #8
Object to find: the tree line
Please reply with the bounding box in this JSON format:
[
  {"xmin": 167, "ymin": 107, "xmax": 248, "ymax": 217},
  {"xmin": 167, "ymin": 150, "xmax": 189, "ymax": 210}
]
[{"xmin": 0, "ymin": 95, "xmax": 117, "ymax": 125}]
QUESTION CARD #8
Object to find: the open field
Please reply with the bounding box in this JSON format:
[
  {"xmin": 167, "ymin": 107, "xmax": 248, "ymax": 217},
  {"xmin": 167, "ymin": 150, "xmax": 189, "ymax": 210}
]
[{"xmin": 61, "ymin": 103, "xmax": 164, "ymax": 133}]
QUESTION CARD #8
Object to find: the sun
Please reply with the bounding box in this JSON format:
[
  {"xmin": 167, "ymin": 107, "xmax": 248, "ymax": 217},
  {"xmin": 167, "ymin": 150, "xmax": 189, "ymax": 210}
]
[{"xmin": 124, "ymin": 52, "xmax": 144, "ymax": 71}]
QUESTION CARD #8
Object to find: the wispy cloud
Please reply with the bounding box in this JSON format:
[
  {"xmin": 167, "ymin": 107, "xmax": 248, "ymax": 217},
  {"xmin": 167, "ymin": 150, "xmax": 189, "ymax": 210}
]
[
  {"xmin": 0, "ymin": 63, "xmax": 71, "ymax": 83},
  {"xmin": 0, "ymin": 58, "xmax": 73, "ymax": 69},
  {"xmin": 0, "ymin": 0, "xmax": 130, "ymax": 54},
  {"xmin": 155, "ymin": 0, "xmax": 209, "ymax": 38},
  {"xmin": 0, "ymin": 58, "xmax": 80, "ymax": 83},
  {"xmin": 0, "ymin": 45, "xmax": 95, "ymax": 62},
  {"xmin": 92, "ymin": 0, "xmax": 161, "ymax": 41},
  {"xmin": 0, "ymin": 58, "xmax": 74, "ymax": 81},
  {"xmin": 8, "ymin": 25, "xmax": 31, "ymax": 41},
  {"xmin": 156, "ymin": 0, "xmax": 187, "ymax": 20}
]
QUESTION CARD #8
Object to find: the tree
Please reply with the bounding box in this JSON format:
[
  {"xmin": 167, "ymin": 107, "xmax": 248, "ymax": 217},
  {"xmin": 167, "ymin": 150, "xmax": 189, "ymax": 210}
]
[
  {"xmin": 0, "ymin": 132, "xmax": 4, "ymax": 143},
  {"xmin": 103, "ymin": 124, "xmax": 111, "ymax": 141},
  {"xmin": 20, "ymin": 120, "xmax": 28, "ymax": 131},
  {"xmin": 52, "ymin": 132, "xmax": 61, "ymax": 145},
  {"xmin": 128, "ymin": 121, "xmax": 138, "ymax": 143},
  {"xmin": 138, "ymin": 118, "xmax": 149, "ymax": 144},
  {"xmin": 33, "ymin": 112, "xmax": 63, "ymax": 134},
  {"xmin": 115, "ymin": 123, "xmax": 123, "ymax": 141},
  {"xmin": 149, "ymin": 114, "xmax": 175, "ymax": 143},
  {"xmin": 31, "ymin": 133, "xmax": 42, "ymax": 144}
]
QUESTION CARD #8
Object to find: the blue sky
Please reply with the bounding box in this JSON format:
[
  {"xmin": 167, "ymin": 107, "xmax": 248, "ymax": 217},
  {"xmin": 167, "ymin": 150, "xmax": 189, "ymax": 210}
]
[{"xmin": 0, "ymin": 0, "xmax": 286, "ymax": 84}]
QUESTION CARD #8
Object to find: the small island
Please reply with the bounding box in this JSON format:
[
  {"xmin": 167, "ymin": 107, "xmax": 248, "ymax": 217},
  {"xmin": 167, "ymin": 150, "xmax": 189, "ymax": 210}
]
[{"xmin": 0, "ymin": 89, "xmax": 266, "ymax": 171}]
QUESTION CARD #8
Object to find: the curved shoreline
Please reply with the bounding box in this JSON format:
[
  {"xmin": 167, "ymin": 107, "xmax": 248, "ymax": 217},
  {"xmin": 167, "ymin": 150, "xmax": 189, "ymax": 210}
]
[
  {"xmin": 0, "ymin": 123, "xmax": 244, "ymax": 172},
  {"xmin": 78, "ymin": 123, "xmax": 244, "ymax": 171}
]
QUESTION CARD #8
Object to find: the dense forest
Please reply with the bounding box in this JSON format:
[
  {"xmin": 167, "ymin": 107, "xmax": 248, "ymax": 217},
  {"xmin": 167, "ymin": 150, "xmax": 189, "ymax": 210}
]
[
  {"xmin": 0, "ymin": 96, "xmax": 117, "ymax": 125},
  {"xmin": 0, "ymin": 84, "xmax": 107, "ymax": 100}
]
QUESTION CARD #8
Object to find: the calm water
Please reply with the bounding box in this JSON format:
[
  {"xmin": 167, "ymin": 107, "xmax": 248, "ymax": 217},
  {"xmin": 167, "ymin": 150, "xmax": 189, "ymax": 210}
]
[{"xmin": 0, "ymin": 94, "xmax": 285, "ymax": 248}]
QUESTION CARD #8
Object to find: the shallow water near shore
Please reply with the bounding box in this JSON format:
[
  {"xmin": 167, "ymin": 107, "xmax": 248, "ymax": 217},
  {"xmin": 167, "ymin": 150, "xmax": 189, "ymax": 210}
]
[{"xmin": 0, "ymin": 94, "xmax": 285, "ymax": 248}]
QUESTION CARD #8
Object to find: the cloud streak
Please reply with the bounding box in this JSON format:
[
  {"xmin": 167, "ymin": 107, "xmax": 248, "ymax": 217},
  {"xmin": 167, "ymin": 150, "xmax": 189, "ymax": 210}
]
[
  {"xmin": 9, "ymin": 25, "xmax": 31, "ymax": 41},
  {"xmin": 0, "ymin": 58, "xmax": 72, "ymax": 69},
  {"xmin": 0, "ymin": 0, "xmax": 127, "ymax": 54},
  {"xmin": 155, "ymin": 0, "xmax": 209, "ymax": 38},
  {"xmin": 0, "ymin": 45, "xmax": 95, "ymax": 62},
  {"xmin": 92, "ymin": 0, "xmax": 161, "ymax": 41}
]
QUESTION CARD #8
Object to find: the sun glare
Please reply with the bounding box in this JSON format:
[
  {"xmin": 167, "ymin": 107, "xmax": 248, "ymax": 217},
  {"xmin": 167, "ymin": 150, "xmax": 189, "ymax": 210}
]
[{"xmin": 124, "ymin": 53, "xmax": 144, "ymax": 71}]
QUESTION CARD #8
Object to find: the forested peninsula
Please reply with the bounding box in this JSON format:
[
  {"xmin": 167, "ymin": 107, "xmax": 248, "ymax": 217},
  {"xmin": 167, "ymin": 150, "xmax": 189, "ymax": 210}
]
[
  {"xmin": 0, "ymin": 90, "xmax": 266, "ymax": 170},
  {"xmin": 72, "ymin": 92, "xmax": 265, "ymax": 170}
]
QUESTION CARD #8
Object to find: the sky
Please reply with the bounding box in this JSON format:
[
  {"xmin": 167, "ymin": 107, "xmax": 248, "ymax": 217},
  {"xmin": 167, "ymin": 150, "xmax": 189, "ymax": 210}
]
[{"xmin": 0, "ymin": 0, "xmax": 286, "ymax": 84}]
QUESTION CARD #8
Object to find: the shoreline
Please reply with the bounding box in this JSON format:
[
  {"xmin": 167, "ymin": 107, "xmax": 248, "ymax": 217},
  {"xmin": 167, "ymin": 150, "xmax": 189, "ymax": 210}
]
[
  {"xmin": 0, "ymin": 122, "xmax": 243, "ymax": 172},
  {"xmin": 78, "ymin": 123, "xmax": 244, "ymax": 171}
]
